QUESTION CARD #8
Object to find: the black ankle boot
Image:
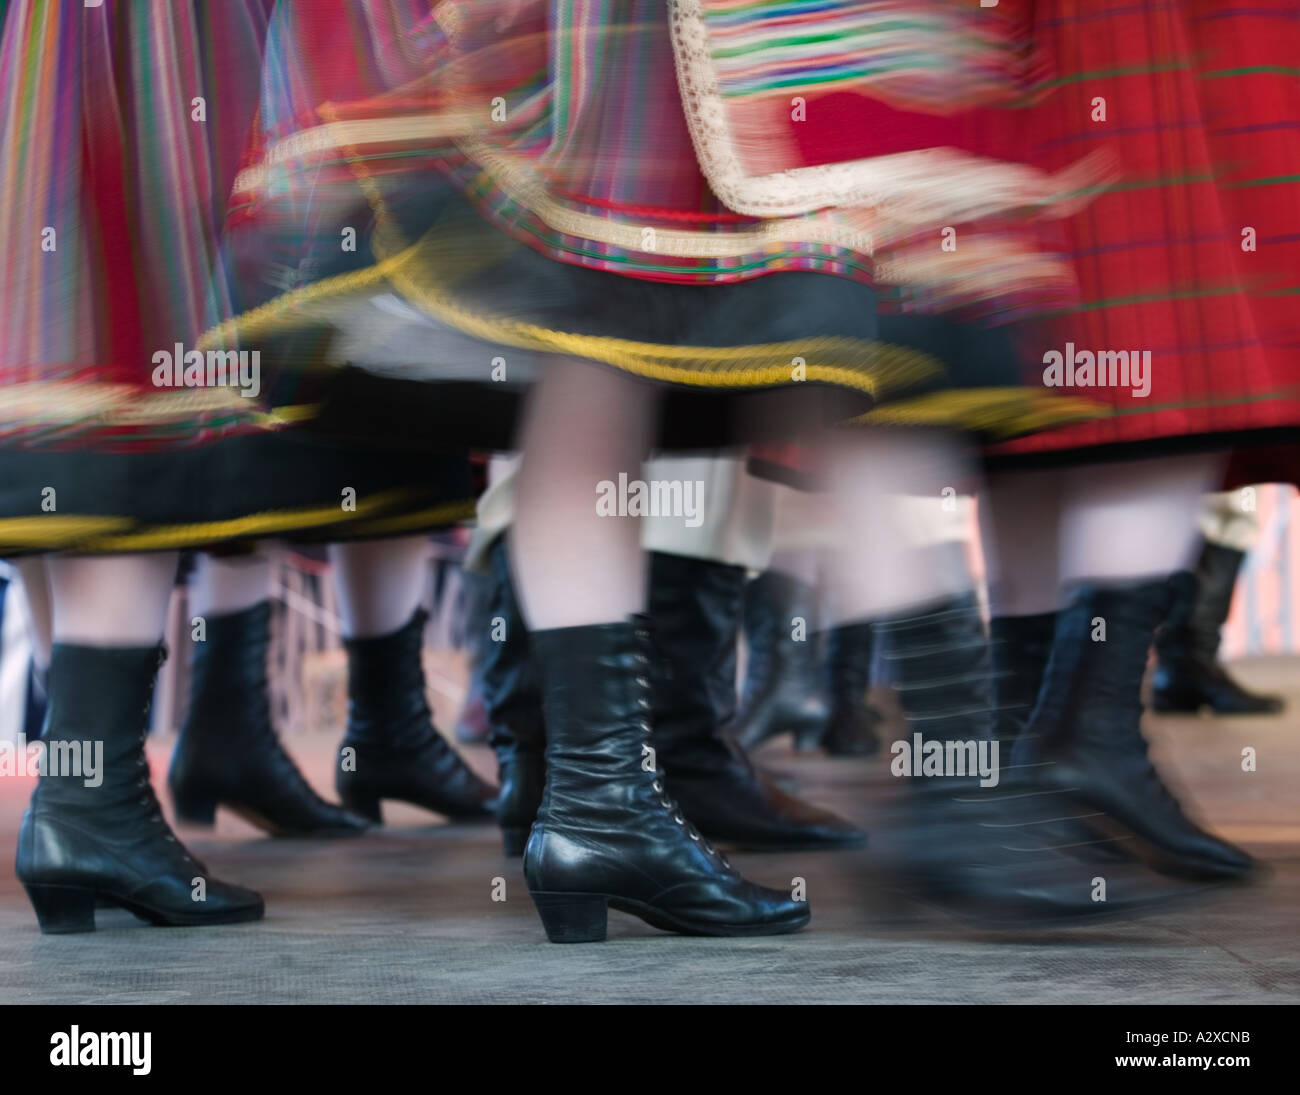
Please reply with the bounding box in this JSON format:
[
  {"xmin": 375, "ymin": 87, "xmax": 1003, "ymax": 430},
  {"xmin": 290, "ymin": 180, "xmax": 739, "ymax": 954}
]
[
  {"xmin": 648, "ymin": 552, "xmax": 865, "ymax": 851},
  {"xmin": 989, "ymin": 612, "xmax": 1057, "ymax": 766},
  {"xmin": 482, "ymin": 538, "xmax": 545, "ymax": 856},
  {"xmin": 17, "ymin": 644, "xmax": 264, "ymax": 933},
  {"xmin": 731, "ymin": 570, "xmax": 829, "ymax": 752},
  {"xmin": 524, "ymin": 617, "xmax": 809, "ymax": 942},
  {"xmin": 1014, "ymin": 580, "xmax": 1255, "ymax": 880},
  {"xmin": 168, "ymin": 603, "xmax": 372, "ymax": 837},
  {"xmin": 991, "ymin": 610, "xmax": 1131, "ymax": 865},
  {"xmin": 1153, "ymin": 543, "xmax": 1284, "ymax": 715},
  {"xmin": 336, "ymin": 609, "xmax": 497, "ymax": 823},
  {"xmin": 879, "ymin": 593, "xmax": 996, "ymax": 744},
  {"xmin": 822, "ymin": 623, "xmax": 882, "ymax": 756},
  {"xmin": 879, "ymin": 595, "xmax": 1183, "ymax": 925}
]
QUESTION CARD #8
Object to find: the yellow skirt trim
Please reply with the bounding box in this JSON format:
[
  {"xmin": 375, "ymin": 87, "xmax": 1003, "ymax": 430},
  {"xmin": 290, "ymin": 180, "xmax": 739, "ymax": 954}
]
[{"xmin": 0, "ymin": 489, "xmax": 473, "ymax": 555}]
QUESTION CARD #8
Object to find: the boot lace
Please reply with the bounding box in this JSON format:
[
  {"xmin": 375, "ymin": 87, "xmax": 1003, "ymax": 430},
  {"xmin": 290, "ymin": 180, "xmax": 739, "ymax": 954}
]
[
  {"xmin": 633, "ymin": 627, "xmax": 732, "ymax": 873},
  {"xmin": 247, "ymin": 676, "xmax": 328, "ymax": 801},
  {"xmin": 138, "ymin": 657, "xmax": 200, "ymax": 869}
]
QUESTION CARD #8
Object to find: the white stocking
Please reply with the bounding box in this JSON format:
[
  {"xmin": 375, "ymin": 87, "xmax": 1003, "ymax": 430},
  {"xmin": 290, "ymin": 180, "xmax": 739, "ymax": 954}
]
[
  {"xmin": 327, "ymin": 535, "xmax": 430, "ymax": 639},
  {"xmin": 822, "ymin": 428, "xmax": 977, "ymax": 622},
  {"xmin": 511, "ymin": 359, "xmax": 659, "ymax": 630},
  {"xmin": 48, "ymin": 554, "xmax": 179, "ymax": 647},
  {"xmin": 1058, "ymin": 455, "xmax": 1223, "ymax": 584},
  {"xmin": 189, "ymin": 550, "xmax": 273, "ymax": 618}
]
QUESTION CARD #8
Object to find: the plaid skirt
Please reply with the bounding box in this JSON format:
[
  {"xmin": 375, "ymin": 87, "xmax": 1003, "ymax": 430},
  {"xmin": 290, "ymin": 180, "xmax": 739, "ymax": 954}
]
[
  {"xmin": 206, "ymin": 0, "xmax": 1106, "ymax": 454},
  {"xmin": 985, "ymin": 0, "xmax": 1300, "ymax": 474},
  {"xmin": 0, "ymin": 0, "xmax": 473, "ymax": 554}
]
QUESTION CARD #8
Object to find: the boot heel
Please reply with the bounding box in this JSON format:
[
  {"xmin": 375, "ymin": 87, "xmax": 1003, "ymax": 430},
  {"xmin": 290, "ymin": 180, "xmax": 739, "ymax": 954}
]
[
  {"xmin": 530, "ymin": 891, "xmax": 608, "ymax": 943},
  {"xmin": 340, "ymin": 789, "xmax": 383, "ymax": 824},
  {"xmin": 24, "ymin": 883, "xmax": 96, "ymax": 934},
  {"xmin": 1151, "ymin": 692, "xmax": 1198, "ymax": 714},
  {"xmin": 501, "ymin": 825, "xmax": 529, "ymax": 857},
  {"xmin": 172, "ymin": 789, "xmax": 218, "ymax": 827}
]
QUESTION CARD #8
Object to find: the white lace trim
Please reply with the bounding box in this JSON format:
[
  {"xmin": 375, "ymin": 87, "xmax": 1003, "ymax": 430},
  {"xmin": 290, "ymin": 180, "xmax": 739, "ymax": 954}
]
[{"xmin": 669, "ymin": 0, "xmax": 1115, "ymax": 233}]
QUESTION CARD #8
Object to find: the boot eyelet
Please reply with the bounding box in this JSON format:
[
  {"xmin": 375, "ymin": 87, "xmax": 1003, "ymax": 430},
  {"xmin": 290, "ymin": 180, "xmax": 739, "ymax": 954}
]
[
  {"xmin": 689, "ymin": 831, "xmax": 700, "ymax": 841},
  {"xmin": 660, "ymin": 799, "xmax": 672, "ymax": 810},
  {"xmin": 635, "ymin": 676, "xmax": 648, "ymax": 688},
  {"xmin": 652, "ymin": 780, "xmax": 663, "ymax": 793},
  {"xmin": 673, "ymin": 813, "xmax": 684, "ymax": 825}
]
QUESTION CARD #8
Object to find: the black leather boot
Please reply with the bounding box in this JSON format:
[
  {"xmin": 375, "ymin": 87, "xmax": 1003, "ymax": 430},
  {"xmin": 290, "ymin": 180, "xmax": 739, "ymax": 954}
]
[
  {"xmin": 17, "ymin": 644, "xmax": 264, "ymax": 933},
  {"xmin": 879, "ymin": 594, "xmax": 995, "ymax": 743},
  {"xmin": 524, "ymin": 617, "xmax": 809, "ymax": 942},
  {"xmin": 989, "ymin": 611, "xmax": 1057, "ymax": 766},
  {"xmin": 481, "ymin": 538, "xmax": 546, "ymax": 856},
  {"xmin": 731, "ymin": 570, "xmax": 829, "ymax": 752},
  {"xmin": 991, "ymin": 610, "xmax": 1132, "ymax": 865},
  {"xmin": 1013, "ymin": 580, "xmax": 1255, "ymax": 880},
  {"xmin": 1153, "ymin": 543, "xmax": 1284, "ymax": 715},
  {"xmin": 822, "ymin": 622, "xmax": 882, "ymax": 756},
  {"xmin": 168, "ymin": 603, "xmax": 372, "ymax": 837},
  {"xmin": 336, "ymin": 609, "xmax": 497, "ymax": 823},
  {"xmin": 878, "ymin": 595, "xmax": 1181, "ymax": 925},
  {"xmin": 648, "ymin": 552, "xmax": 865, "ymax": 851}
]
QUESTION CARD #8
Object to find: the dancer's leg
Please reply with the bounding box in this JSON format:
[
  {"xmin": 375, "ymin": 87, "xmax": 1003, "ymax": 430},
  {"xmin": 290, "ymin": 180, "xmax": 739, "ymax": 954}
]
[
  {"xmin": 1015, "ymin": 453, "xmax": 1252, "ymax": 879},
  {"xmin": 1058, "ymin": 455, "xmax": 1217, "ymax": 583},
  {"xmin": 170, "ymin": 546, "xmax": 370, "ymax": 837},
  {"xmin": 331, "ymin": 535, "xmax": 496, "ymax": 823},
  {"xmin": 821, "ymin": 428, "xmax": 976, "ymax": 622},
  {"xmin": 980, "ymin": 468, "xmax": 1066, "ymax": 753},
  {"xmin": 512, "ymin": 361, "xmax": 807, "ymax": 942},
  {"xmin": 1153, "ymin": 487, "xmax": 1283, "ymax": 714},
  {"xmin": 19, "ymin": 550, "xmax": 263, "ymax": 933},
  {"xmin": 511, "ymin": 360, "xmax": 658, "ymax": 629},
  {"xmin": 327, "ymin": 535, "xmax": 429, "ymax": 639},
  {"xmin": 818, "ymin": 433, "xmax": 1183, "ymax": 923},
  {"xmin": 980, "ymin": 468, "xmax": 1064, "ymax": 618},
  {"xmin": 188, "ymin": 550, "xmax": 272, "ymax": 619},
  {"xmin": 48, "ymin": 553, "xmax": 179, "ymax": 645}
]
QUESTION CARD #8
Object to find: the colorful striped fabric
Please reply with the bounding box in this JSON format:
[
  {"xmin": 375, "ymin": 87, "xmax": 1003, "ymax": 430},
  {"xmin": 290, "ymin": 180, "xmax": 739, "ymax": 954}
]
[
  {"xmin": 699, "ymin": 0, "xmax": 1032, "ymax": 108},
  {"xmin": 226, "ymin": 0, "xmax": 1080, "ymax": 325},
  {"xmin": 0, "ymin": 0, "xmax": 274, "ymax": 449},
  {"xmin": 987, "ymin": 0, "xmax": 1300, "ymax": 464}
]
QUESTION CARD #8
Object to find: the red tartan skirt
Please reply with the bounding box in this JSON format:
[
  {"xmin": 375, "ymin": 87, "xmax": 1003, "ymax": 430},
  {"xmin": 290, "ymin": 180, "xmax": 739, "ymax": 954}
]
[{"xmin": 986, "ymin": 0, "xmax": 1300, "ymax": 475}]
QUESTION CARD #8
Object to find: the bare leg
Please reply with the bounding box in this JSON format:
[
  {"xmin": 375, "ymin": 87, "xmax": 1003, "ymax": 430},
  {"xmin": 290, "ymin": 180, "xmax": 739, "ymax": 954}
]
[{"xmin": 1008, "ymin": 453, "xmax": 1251, "ymax": 880}]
